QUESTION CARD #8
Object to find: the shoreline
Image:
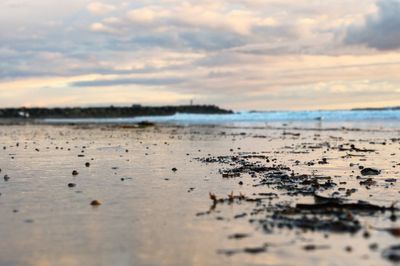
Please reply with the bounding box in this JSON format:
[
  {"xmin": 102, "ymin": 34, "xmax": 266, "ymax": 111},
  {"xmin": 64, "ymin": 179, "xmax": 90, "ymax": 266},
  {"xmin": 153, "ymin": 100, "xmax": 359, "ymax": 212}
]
[{"xmin": 1, "ymin": 119, "xmax": 400, "ymax": 134}]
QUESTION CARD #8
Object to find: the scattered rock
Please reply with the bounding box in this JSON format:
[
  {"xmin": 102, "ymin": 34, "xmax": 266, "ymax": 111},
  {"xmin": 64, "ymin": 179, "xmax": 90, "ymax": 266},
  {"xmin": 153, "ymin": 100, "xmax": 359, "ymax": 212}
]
[
  {"xmin": 383, "ymin": 245, "xmax": 400, "ymax": 262},
  {"xmin": 359, "ymin": 178, "xmax": 377, "ymax": 186},
  {"xmin": 137, "ymin": 121, "xmax": 155, "ymax": 127},
  {"xmin": 243, "ymin": 246, "xmax": 267, "ymax": 254},
  {"xmin": 90, "ymin": 200, "xmax": 101, "ymax": 206},
  {"xmin": 228, "ymin": 233, "xmax": 250, "ymax": 240},
  {"xmin": 303, "ymin": 244, "xmax": 330, "ymax": 251},
  {"xmin": 234, "ymin": 213, "xmax": 247, "ymax": 219},
  {"xmin": 361, "ymin": 168, "xmax": 381, "ymax": 176},
  {"xmin": 385, "ymin": 178, "xmax": 396, "ymax": 183}
]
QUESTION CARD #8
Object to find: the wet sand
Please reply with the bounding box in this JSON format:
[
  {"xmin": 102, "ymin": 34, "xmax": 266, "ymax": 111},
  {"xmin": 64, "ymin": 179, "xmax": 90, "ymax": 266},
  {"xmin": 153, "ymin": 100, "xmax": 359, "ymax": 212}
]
[{"xmin": 0, "ymin": 123, "xmax": 399, "ymax": 266}]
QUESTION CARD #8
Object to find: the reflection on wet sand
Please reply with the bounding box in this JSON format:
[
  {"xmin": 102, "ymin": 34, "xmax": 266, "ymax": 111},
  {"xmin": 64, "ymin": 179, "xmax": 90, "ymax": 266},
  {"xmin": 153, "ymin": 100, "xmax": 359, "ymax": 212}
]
[{"xmin": 0, "ymin": 123, "xmax": 399, "ymax": 265}]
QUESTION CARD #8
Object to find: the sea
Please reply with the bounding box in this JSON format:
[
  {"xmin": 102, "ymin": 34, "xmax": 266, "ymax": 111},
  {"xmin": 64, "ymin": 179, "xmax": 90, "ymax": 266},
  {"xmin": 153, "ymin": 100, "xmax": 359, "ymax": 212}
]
[{"xmin": 43, "ymin": 110, "xmax": 400, "ymax": 129}]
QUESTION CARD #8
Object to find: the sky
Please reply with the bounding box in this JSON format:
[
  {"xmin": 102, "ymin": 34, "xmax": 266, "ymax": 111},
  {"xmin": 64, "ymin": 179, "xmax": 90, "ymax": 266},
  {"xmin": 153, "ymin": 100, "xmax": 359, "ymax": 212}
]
[{"xmin": 1, "ymin": 0, "xmax": 400, "ymax": 110}]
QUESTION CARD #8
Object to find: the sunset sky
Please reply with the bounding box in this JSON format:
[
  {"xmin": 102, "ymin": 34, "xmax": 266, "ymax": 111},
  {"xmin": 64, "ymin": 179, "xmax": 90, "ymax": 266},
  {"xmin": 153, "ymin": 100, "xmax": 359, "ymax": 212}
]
[{"xmin": 1, "ymin": 0, "xmax": 400, "ymax": 110}]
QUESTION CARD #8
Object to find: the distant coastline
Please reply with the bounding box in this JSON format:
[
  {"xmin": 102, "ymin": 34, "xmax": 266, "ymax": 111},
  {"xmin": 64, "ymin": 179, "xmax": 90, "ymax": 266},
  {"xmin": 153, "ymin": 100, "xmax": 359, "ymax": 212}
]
[
  {"xmin": 246, "ymin": 106, "xmax": 400, "ymax": 113},
  {"xmin": 351, "ymin": 106, "xmax": 400, "ymax": 111},
  {"xmin": 0, "ymin": 105, "xmax": 233, "ymax": 119}
]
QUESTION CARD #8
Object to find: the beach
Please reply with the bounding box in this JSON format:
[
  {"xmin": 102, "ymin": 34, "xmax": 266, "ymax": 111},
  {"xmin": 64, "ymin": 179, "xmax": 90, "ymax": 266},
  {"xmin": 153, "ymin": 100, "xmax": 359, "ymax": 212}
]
[
  {"xmin": 0, "ymin": 122, "xmax": 399, "ymax": 266},
  {"xmin": 2, "ymin": 0, "xmax": 400, "ymax": 264}
]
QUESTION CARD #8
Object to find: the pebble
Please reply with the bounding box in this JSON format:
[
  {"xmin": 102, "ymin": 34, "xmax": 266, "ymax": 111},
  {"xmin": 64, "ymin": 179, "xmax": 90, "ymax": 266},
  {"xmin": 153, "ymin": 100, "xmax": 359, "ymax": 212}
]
[
  {"xmin": 383, "ymin": 245, "xmax": 400, "ymax": 262},
  {"xmin": 361, "ymin": 168, "xmax": 381, "ymax": 176},
  {"xmin": 90, "ymin": 200, "xmax": 101, "ymax": 206},
  {"xmin": 369, "ymin": 243, "xmax": 378, "ymax": 250}
]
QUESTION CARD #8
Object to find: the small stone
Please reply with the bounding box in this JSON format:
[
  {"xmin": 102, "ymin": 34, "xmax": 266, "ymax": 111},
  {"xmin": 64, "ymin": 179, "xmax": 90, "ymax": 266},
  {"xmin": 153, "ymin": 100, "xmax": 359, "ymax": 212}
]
[
  {"xmin": 361, "ymin": 168, "xmax": 381, "ymax": 176},
  {"xmin": 360, "ymin": 178, "xmax": 377, "ymax": 186},
  {"xmin": 383, "ymin": 245, "xmax": 400, "ymax": 262},
  {"xmin": 303, "ymin": 244, "xmax": 317, "ymax": 251},
  {"xmin": 68, "ymin": 183, "xmax": 76, "ymax": 188},
  {"xmin": 72, "ymin": 170, "xmax": 79, "ymax": 176},
  {"xmin": 85, "ymin": 162, "xmax": 90, "ymax": 167},
  {"xmin": 363, "ymin": 231, "xmax": 371, "ymax": 238},
  {"xmin": 228, "ymin": 233, "xmax": 249, "ymax": 239},
  {"xmin": 369, "ymin": 243, "xmax": 378, "ymax": 251},
  {"xmin": 172, "ymin": 167, "xmax": 177, "ymax": 172},
  {"xmin": 4, "ymin": 175, "xmax": 10, "ymax": 181},
  {"xmin": 90, "ymin": 200, "xmax": 101, "ymax": 206}
]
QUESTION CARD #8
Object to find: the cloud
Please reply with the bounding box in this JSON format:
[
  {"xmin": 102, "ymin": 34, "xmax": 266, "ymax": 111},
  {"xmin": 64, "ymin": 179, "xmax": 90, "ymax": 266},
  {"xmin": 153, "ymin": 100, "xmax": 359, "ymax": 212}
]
[
  {"xmin": 124, "ymin": 3, "xmax": 281, "ymax": 35},
  {"xmin": 87, "ymin": 2, "xmax": 116, "ymax": 16},
  {"xmin": 345, "ymin": 0, "xmax": 400, "ymax": 50},
  {"xmin": 71, "ymin": 77, "xmax": 184, "ymax": 87},
  {"xmin": 89, "ymin": 22, "xmax": 118, "ymax": 34},
  {"xmin": 1, "ymin": 0, "xmax": 399, "ymax": 109},
  {"xmin": 127, "ymin": 7, "xmax": 159, "ymax": 24}
]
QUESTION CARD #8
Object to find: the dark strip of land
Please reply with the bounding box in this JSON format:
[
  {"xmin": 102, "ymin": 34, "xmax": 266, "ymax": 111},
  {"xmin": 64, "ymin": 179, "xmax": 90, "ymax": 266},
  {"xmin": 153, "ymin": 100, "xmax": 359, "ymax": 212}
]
[
  {"xmin": 0, "ymin": 105, "xmax": 233, "ymax": 119},
  {"xmin": 351, "ymin": 106, "xmax": 400, "ymax": 111}
]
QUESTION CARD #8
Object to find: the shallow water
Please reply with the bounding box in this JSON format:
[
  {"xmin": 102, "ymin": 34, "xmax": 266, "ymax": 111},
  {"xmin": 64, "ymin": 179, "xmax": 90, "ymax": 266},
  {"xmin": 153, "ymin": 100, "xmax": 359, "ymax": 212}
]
[
  {"xmin": 0, "ymin": 124, "xmax": 399, "ymax": 265},
  {"xmin": 43, "ymin": 110, "xmax": 400, "ymax": 128}
]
